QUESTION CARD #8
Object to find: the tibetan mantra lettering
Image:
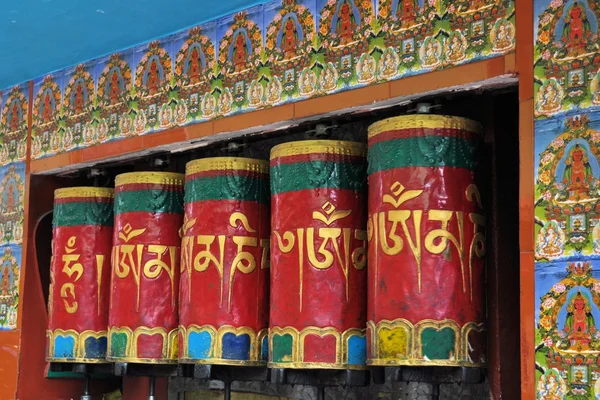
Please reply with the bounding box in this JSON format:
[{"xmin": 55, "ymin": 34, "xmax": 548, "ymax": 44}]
[
  {"xmin": 366, "ymin": 114, "xmax": 486, "ymax": 367},
  {"xmin": 47, "ymin": 187, "xmax": 114, "ymax": 363},
  {"xmin": 179, "ymin": 157, "xmax": 270, "ymax": 366},
  {"xmin": 108, "ymin": 172, "xmax": 184, "ymax": 364},
  {"xmin": 269, "ymin": 140, "xmax": 368, "ymax": 370}
]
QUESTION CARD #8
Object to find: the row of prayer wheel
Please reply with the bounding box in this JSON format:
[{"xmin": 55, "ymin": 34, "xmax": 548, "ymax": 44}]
[{"xmin": 46, "ymin": 115, "xmax": 486, "ymax": 369}]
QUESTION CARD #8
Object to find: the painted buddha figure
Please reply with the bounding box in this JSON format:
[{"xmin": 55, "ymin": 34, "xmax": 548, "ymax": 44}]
[
  {"xmin": 539, "ymin": 81, "xmax": 560, "ymax": 113},
  {"xmin": 561, "ymin": 2, "xmax": 592, "ymax": 54},
  {"xmin": 9, "ymin": 102, "xmax": 19, "ymax": 131},
  {"xmin": 109, "ymin": 71, "xmax": 121, "ymax": 105},
  {"xmin": 188, "ymin": 47, "xmax": 202, "ymax": 84},
  {"xmin": 446, "ymin": 34, "xmax": 465, "ymax": 62},
  {"xmin": 233, "ymin": 33, "xmax": 248, "ymax": 72},
  {"xmin": 398, "ymin": 0, "xmax": 417, "ymax": 22},
  {"xmin": 536, "ymin": 222, "xmax": 564, "ymax": 258},
  {"xmin": 539, "ymin": 372, "xmax": 565, "ymax": 400},
  {"xmin": 336, "ymin": 1, "xmax": 356, "ymax": 46},
  {"xmin": 282, "ymin": 18, "xmax": 299, "ymax": 60},
  {"xmin": 73, "ymin": 83, "xmax": 85, "ymax": 114},
  {"xmin": 42, "ymin": 92, "xmax": 53, "ymax": 124},
  {"xmin": 564, "ymin": 291, "xmax": 596, "ymax": 350},
  {"xmin": 423, "ymin": 40, "xmax": 439, "ymax": 66},
  {"xmin": 562, "ymin": 144, "xmax": 593, "ymax": 201},
  {"xmin": 1, "ymin": 266, "xmax": 9, "ymax": 296},
  {"xmin": 147, "ymin": 60, "xmax": 160, "ymax": 95}
]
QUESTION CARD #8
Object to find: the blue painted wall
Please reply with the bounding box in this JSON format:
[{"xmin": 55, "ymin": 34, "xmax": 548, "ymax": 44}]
[{"xmin": 0, "ymin": 0, "xmax": 266, "ymax": 88}]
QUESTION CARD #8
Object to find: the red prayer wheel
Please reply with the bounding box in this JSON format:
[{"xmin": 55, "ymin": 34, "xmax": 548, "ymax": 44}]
[
  {"xmin": 47, "ymin": 187, "xmax": 114, "ymax": 363},
  {"xmin": 269, "ymin": 140, "xmax": 368, "ymax": 369},
  {"xmin": 108, "ymin": 172, "xmax": 184, "ymax": 364},
  {"xmin": 179, "ymin": 157, "xmax": 270, "ymax": 365},
  {"xmin": 366, "ymin": 115, "xmax": 486, "ymax": 367}
]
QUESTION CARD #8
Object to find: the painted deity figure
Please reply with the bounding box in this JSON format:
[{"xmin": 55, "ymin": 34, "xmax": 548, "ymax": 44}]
[
  {"xmin": 188, "ymin": 47, "xmax": 202, "ymax": 84},
  {"xmin": 563, "ymin": 291, "xmax": 596, "ymax": 350},
  {"xmin": 494, "ymin": 21, "xmax": 513, "ymax": 51},
  {"xmin": 422, "ymin": 39, "xmax": 440, "ymax": 67},
  {"xmin": 110, "ymin": 71, "xmax": 121, "ymax": 105},
  {"xmin": 536, "ymin": 222, "xmax": 564, "ymax": 259},
  {"xmin": 538, "ymin": 81, "xmax": 561, "ymax": 113},
  {"xmin": 147, "ymin": 60, "xmax": 160, "ymax": 96},
  {"xmin": 1, "ymin": 266, "xmax": 9, "ymax": 296},
  {"xmin": 562, "ymin": 144, "xmax": 593, "ymax": 201},
  {"xmin": 42, "ymin": 92, "xmax": 53, "ymax": 124},
  {"xmin": 358, "ymin": 55, "xmax": 375, "ymax": 82},
  {"xmin": 446, "ymin": 33, "xmax": 466, "ymax": 63},
  {"xmin": 249, "ymin": 82, "xmax": 263, "ymax": 107},
  {"xmin": 9, "ymin": 102, "xmax": 19, "ymax": 131},
  {"xmin": 233, "ymin": 33, "xmax": 248, "ymax": 72},
  {"xmin": 537, "ymin": 371, "xmax": 566, "ymax": 400},
  {"xmin": 380, "ymin": 50, "xmax": 398, "ymax": 78},
  {"xmin": 561, "ymin": 2, "xmax": 592, "ymax": 54},
  {"xmin": 398, "ymin": 0, "xmax": 417, "ymax": 22},
  {"xmin": 6, "ymin": 184, "xmax": 15, "ymax": 214},
  {"xmin": 321, "ymin": 64, "xmax": 337, "ymax": 92},
  {"xmin": 219, "ymin": 90, "xmax": 232, "ymax": 115},
  {"xmin": 336, "ymin": 1, "xmax": 356, "ymax": 46},
  {"xmin": 282, "ymin": 18, "xmax": 299, "ymax": 60},
  {"xmin": 74, "ymin": 83, "xmax": 85, "ymax": 114}
]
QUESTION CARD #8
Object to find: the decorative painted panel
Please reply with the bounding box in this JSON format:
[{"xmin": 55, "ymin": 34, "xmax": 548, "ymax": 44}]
[
  {"xmin": 534, "ymin": 1, "xmax": 600, "ymax": 398},
  {"xmin": 26, "ymin": 0, "xmax": 514, "ymax": 160},
  {"xmin": 0, "ymin": 84, "xmax": 28, "ymax": 166}
]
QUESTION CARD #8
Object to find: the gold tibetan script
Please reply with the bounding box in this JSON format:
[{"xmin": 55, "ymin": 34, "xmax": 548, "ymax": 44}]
[
  {"xmin": 368, "ymin": 181, "xmax": 486, "ymax": 297},
  {"xmin": 59, "ymin": 236, "xmax": 105, "ymax": 314},
  {"xmin": 180, "ymin": 212, "xmax": 269, "ymax": 312},
  {"xmin": 112, "ymin": 223, "xmax": 178, "ymax": 311},
  {"xmin": 273, "ymin": 200, "xmax": 367, "ymax": 312}
]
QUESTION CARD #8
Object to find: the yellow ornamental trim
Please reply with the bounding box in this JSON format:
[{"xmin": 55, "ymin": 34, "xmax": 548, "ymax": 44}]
[
  {"xmin": 115, "ymin": 172, "xmax": 184, "ymax": 187},
  {"xmin": 270, "ymin": 140, "xmax": 366, "ymax": 160},
  {"xmin": 186, "ymin": 157, "xmax": 269, "ymax": 175},
  {"xmin": 368, "ymin": 115, "xmax": 482, "ymax": 139},
  {"xmin": 55, "ymin": 187, "xmax": 114, "ymax": 200}
]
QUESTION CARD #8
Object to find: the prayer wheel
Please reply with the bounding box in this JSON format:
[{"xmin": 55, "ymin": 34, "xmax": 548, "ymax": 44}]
[
  {"xmin": 179, "ymin": 157, "xmax": 270, "ymax": 365},
  {"xmin": 269, "ymin": 140, "xmax": 368, "ymax": 370},
  {"xmin": 108, "ymin": 172, "xmax": 184, "ymax": 364},
  {"xmin": 47, "ymin": 187, "xmax": 114, "ymax": 363},
  {"xmin": 366, "ymin": 114, "xmax": 486, "ymax": 367}
]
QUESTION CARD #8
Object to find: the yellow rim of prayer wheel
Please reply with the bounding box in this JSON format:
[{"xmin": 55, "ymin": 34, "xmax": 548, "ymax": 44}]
[
  {"xmin": 115, "ymin": 171, "xmax": 184, "ymax": 187},
  {"xmin": 54, "ymin": 187, "xmax": 114, "ymax": 199},
  {"xmin": 186, "ymin": 157, "xmax": 269, "ymax": 175},
  {"xmin": 270, "ymin": 140, "xmax": 366, "ymax": 160},
  {"xmin": 367, "ymin": 114, "xmax": 483, "ymax": 139}
]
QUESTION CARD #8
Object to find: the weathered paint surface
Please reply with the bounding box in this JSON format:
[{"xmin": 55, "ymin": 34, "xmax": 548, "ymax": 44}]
[
  {"xmin": 269, "ymin": 139, "xmax": 368, "ymax": 369},
  {"xmin": 366, "ymin": 114, "xmax": 486, "ymax": 367},
  {"xmin": 108, "ymin": 172, "xmax": 184, "ymax": 363},
  {"xmin": 179, "ymin": 157, "xmax": 270, "ymax": 365},
  {"xmin": 47, "ymin": 187, "xmax": 114, "ymax": 362}
]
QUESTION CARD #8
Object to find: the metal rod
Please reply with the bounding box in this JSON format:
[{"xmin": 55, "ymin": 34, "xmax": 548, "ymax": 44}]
[
  {"xmin": 317, "ymin": 386, "xmax": 325, "ymax": 400},
  {"xmin": 224, "ymin": 381, "xmax": 231, "ymax": 400},
  {"xmin": 432, "ymin": 383, "xmax": 440, "ymax": 400},
  {"xmin": 80, "ymin": 374, "xmax": 91, "ymax": 400},
  {"xmin": 148, "ymin": 377, "xmax": 156, "ymax": 400}
]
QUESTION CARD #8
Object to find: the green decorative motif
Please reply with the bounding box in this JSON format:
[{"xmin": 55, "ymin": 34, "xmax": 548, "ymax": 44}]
[
  {"xmin": 271, "ymin": 333, "xmax": 294, "ymax": 364},
  {"xmin": 109, "ymin": 332, "xmax": 128, "ymax": 358},
  {"xmin": 421, "ymin": 327, "xmax": 456, "ymax": 360},
  {"xmin": 115, "ymin": 189, "xmax": 184, "ymax": 215},
  {"xmin": 53, "ymin": 202, "xmax": 114, "ymax": 227},
  {"xmin": 271, "ymin": 161, "xmax": 366, "ymax": 195},
  {"xmin": 185, "ymin": 175, "xmax": 269, "ymax": 204},
  {"xmin": 368, "ymin": 137, "xmax": 479, "ymax": 174}
]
